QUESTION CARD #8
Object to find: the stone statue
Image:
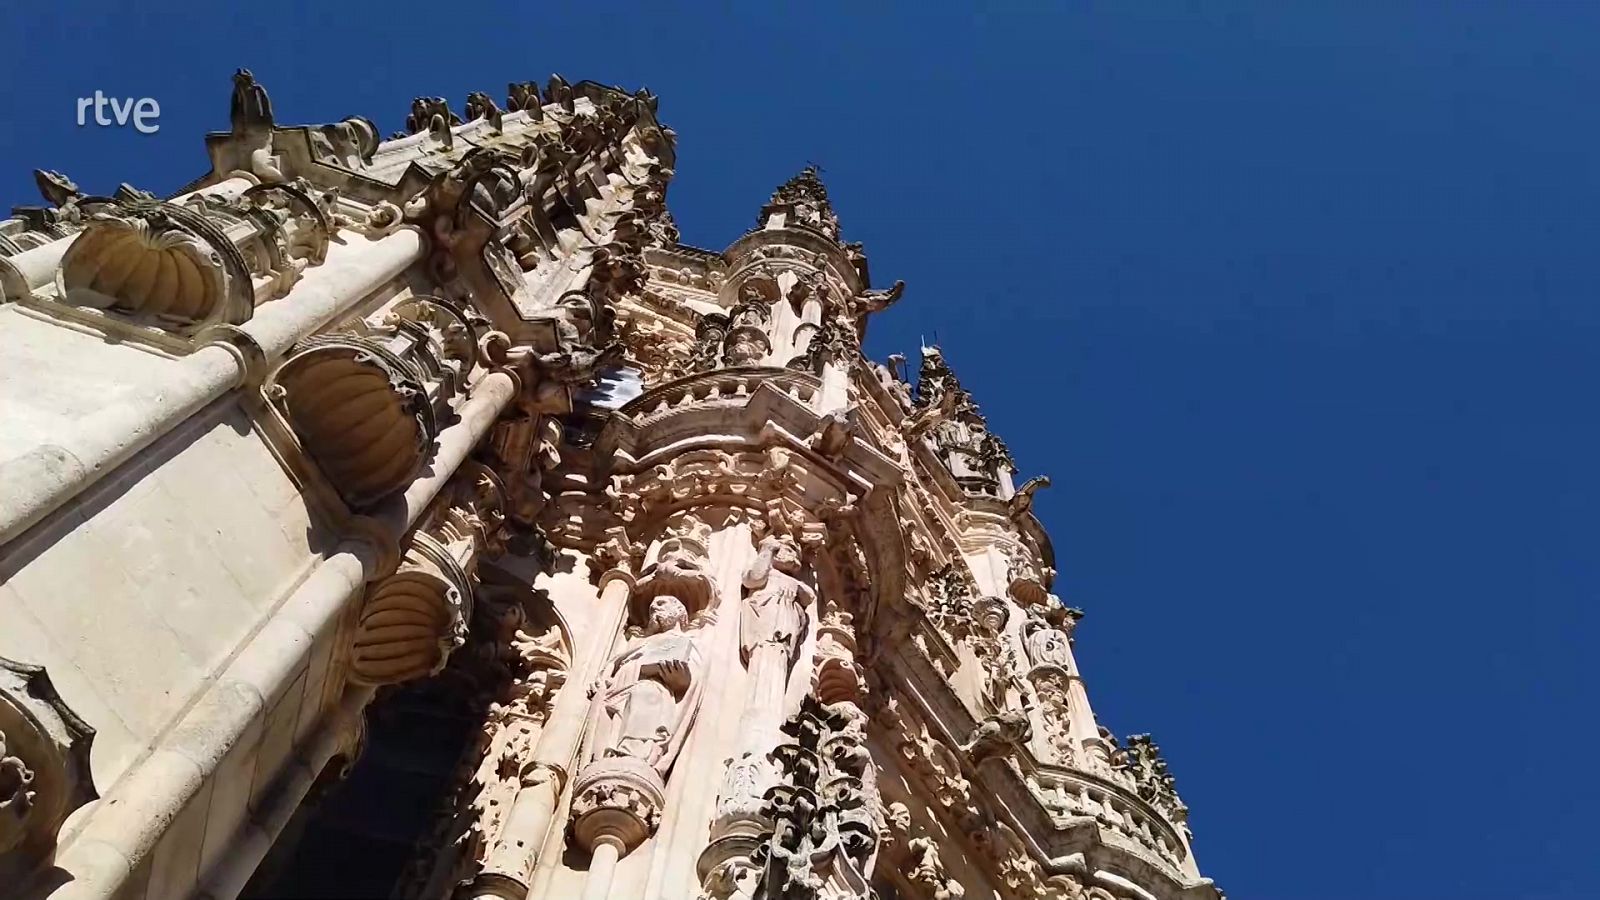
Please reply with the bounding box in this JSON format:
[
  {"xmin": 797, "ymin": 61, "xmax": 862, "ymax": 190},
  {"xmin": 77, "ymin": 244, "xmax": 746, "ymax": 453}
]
[
  {"xmin": 740, "ymin": 534, "xmax": 813, "ymax": 667},
  {"xmin": 1024, "ymin": 613, "xmax": 1071, "ymax": 670},
  {"xmin": 721, "ymin": 327, "xmax": 768, "ymax": 367},
  {"xmin": 701, "ymin": 535, "xmax": 818, "ymax": 856},
  {"xmin": 908, "ymin": 837, "xmax": 966, "ymax": 900},
  {"xmin": 586, "ymin": 595, "xmax": 704, "ymax": 775},
  {"xmin": 230, "ymin": 68, "xmax": 273, "ymax": 131}
]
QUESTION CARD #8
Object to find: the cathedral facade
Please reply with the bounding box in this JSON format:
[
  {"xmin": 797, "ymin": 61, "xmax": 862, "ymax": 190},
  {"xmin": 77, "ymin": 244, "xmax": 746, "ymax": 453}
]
[{"xmin": 0, "ymin": 73, "xmax": 1220, "ymax": 900}]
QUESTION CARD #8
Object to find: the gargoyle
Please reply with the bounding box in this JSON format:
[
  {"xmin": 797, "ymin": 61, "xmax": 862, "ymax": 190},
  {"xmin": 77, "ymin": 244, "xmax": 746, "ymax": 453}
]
[
  {"xmin": 903, "ymin": 386, "xmax": 959, "ymax": 438},
  {"xmin": 464, "ymin": 91, "xmax": 503, "ymax": 132},
  {"xmin": 859, "ymin": 279, "xmax": 905, "ymax": 312},
  {"xmin": 530, "ymin": 342, "xmax": 625, "ymax": 385},
  {"xmin": 807, "ymin": 411, "xmax": 854, "ymax": 459},
  {"xmin": 33, "ymin": 170, "xmax": 80, "ymax": 208},
  {"xmin": 11, "ymin": 170, "xmax": 89, "ymax": 231},
  {"xmin": 405, "ymin": 97, "xmax": 461, "ymax": 139},
  {"xmin": 1008, "ymin": 476, "xmax": 1051, "ymax": 521},
  {"xmin": 961, "ymin": 710, "xmax": 1032, "ymax": 764}
]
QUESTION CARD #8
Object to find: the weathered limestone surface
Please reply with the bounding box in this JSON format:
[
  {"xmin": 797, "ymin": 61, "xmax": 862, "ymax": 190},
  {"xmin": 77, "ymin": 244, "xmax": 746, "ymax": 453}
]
[{"xmin": 0, "ymin": 71, "xmax": 1221, "ymax": 900}]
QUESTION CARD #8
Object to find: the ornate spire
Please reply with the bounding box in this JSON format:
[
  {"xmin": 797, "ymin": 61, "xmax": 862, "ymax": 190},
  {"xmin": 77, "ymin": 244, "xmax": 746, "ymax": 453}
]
[
  {"xmin": 1122, "ymin": 734, "xmax": 1191, "ymax": 833},
  {"xmin": 910, "ymin": 346, "xmax": 1026, "ymax": 496},
  {"xmin": 758, "ymin": 165, "xmax": 840, "ymax": 240},
  {"xmin": 913, "ymin": 345, "xmax": 979, "ymax": 420}
]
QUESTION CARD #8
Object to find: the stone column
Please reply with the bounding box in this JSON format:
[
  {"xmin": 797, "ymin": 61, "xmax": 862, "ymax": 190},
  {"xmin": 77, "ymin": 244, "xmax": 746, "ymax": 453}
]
[
  {"xmin": 35, "ymin": 328, "xmax": 515, "ymax": 900},
  {"xmin": 790, "ymin": 292, "xmax": 823, "ymax": 360},
  {"xmin": 468, "ymin": 567, "xmax": 634, "ymax": 900},
  {"xmin": 578, "ymin": 836, "xmax": 625, "ymax": 900}
]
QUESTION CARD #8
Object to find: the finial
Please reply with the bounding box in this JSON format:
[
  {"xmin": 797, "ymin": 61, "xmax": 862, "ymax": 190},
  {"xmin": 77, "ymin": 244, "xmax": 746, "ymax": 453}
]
[
  {"xmin": 230, "ymin": 68, "xmax": 273, "ymax": 131},
  {"xmin": 761, "ymin": 165, "xmax": 840, "ymax": 239}
]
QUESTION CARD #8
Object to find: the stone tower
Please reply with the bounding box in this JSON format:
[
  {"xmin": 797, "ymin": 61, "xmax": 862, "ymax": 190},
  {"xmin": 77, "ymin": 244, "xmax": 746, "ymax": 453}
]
[{"xmin": 0, "ymin": 73, "xmax": 1221, "ymax": 900}]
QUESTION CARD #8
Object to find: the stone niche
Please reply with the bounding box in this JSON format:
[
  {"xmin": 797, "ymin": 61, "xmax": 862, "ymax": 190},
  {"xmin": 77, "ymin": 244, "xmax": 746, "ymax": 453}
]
[{"xmin": 0, "ymin": 657, "xmax": 96, "ymax": 885}]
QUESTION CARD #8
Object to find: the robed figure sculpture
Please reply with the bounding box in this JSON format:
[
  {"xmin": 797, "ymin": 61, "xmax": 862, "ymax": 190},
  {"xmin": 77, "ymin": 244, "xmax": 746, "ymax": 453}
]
[
  {"xmin": 739, "ymin": 533, "xmax": 813, "ymax": 670},
  {"xmin": 585, "ymin": 594, "xmax": 705, "ymax": 776},
  {"xmin": 700, "ymin": 533, "xmax": 820, "ymax": 879}
]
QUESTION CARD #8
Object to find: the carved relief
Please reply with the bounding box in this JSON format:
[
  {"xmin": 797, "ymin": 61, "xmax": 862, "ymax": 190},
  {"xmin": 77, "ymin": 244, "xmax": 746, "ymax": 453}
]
[
  {"xmin": 812, "ymin": 609, "xmax": 866, "ymax": 707},
  {"xmin": 1026, "ymin": 668, "xmax": 1078, "ymax": 766},
  {"xmin": 743, "ymin": 699, "xmax": 880, "ymax": 900},
  {"xmin": 0, "ymin": 658, "xmax": 96, "ymax": 884},
  {"xmin": 632, "ymin": 519, "xmax": 718, "ymax": 618},
  {"xmin": 1022, "ymin": 604, "xmax": 1081, "ymax": 671},
  {"xmin": 740, "ymin": 533, "xmax": 813, "ymax": 668},
  {"xmin": 463, "ymin": 611, "xmax": 571, "ymax": 888},
  {"xmin": 618, "ymin": 315, "xmax": 693, "ymax": 384},
  {"xmin": 907, "ymin": 837, "xmax": 967, "ymax": 900},
  {"xmin": 1007, "ymin": 550, "xmax": 1057, "ymax": 608},
  {"xmin": 688, "ymin": 312, "xmax": 731, "ymax": 373},
  {"xmin": 572, "ymin": 595, "xmax": 707, "ymax": 856}
]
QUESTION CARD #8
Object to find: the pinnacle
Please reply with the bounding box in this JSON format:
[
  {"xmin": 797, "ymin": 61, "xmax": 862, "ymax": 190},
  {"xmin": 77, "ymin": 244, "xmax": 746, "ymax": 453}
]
[{"xmin": 758, "ymin": 164, "xmax": 840, "ymax": 239}]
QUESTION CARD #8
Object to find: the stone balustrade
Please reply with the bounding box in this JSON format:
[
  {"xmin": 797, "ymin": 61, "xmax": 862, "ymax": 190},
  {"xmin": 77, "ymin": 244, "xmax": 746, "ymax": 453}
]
[
  {"xmin": 620, "ymin": 368, "xmax": 821, "ymax": 427},
  {"xmin": 1030, "ymin": 767, "xmax": 1189, "ymax": 871}
]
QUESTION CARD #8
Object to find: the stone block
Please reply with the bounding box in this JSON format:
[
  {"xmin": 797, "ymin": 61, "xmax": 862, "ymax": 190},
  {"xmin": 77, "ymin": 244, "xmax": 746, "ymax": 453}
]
[
  {"xmin": 142, "ymin": 778, "xmax": 214, "ymax": 900},
  {"xmin": 5, "ymin": 509, "xmax": 205, "ymax": 741}
]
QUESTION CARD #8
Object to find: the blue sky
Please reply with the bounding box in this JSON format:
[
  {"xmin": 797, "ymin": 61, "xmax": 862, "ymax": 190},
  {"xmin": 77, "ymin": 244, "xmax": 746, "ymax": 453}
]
[{"xmin": 4, "ymin": 3, "xmax": 1597, "ymax": 897}]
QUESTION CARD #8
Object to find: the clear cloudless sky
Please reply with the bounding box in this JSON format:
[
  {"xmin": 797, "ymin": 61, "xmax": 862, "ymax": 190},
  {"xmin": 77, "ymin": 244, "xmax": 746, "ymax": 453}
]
[{"xmin": 3, "ymin": 3, "xmax": 1596, "ymax": 898}]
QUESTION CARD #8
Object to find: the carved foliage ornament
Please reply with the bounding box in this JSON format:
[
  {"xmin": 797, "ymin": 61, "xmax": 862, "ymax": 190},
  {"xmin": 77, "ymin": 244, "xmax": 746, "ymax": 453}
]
[
  {"xmin": 463, "ymin": 609, "xmax": 571, "ymax": 886},
  {"xmin": 1120, "ymin": 734, "xmax": 1189, "ymax": 826},
  {"xmin": 749, "ymin": 699, "xmax": 880, "ymax": 900},
  {"xmin": 603, "ymin": 447, "xmax": 838, "ymax": 549},
  {"xmin": 0, "ymin": 657, "xmax": 96, "ymax": 883}
]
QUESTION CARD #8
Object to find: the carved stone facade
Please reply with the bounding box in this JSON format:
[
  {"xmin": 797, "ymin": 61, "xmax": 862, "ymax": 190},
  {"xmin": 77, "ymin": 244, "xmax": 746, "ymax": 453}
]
[{"xmin": 0, "ymin": 72, "xmax": 1220, "ymax": 900}]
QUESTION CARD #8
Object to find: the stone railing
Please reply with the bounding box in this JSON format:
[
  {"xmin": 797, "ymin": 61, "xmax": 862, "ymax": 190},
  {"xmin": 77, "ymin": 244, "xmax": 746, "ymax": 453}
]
[
  {"xmin": 619, "ymin": 368, "xmax": 820, "ymax": 427},
  {"xmin": 1028, "ymin": 765, "xmax": 1188, "ymax": 871}
]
